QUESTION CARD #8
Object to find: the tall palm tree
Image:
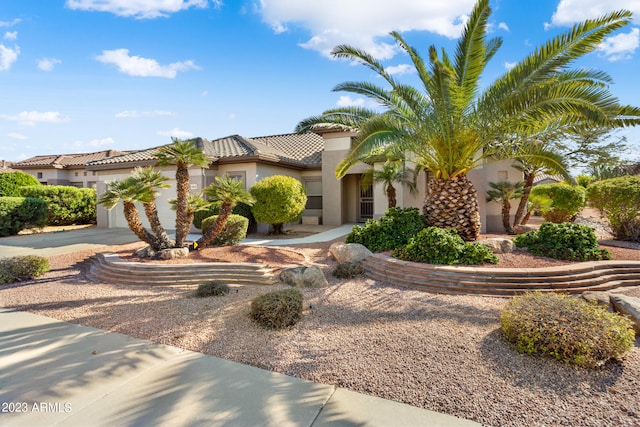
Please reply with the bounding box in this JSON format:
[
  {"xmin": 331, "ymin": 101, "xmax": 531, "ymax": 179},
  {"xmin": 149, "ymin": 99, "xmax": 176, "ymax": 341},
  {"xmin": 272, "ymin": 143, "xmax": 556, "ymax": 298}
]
[
  {"xmin": 169, "ymin": 192, "xmax": 210, "ymax": 242},
  {"xmin": 195, "ymin": 177, "xmax": 255, "ymax": 248},
  {"xmin": 297, "ymin": 0, "xmax": 639, "ymax": 241},
  {"xmin": 156, "ymin": 138, "xmax": 210, "ymax": 248},
  {"xmin": 98, "ymin": 177, "xmax": 162, "ymax": 249},
  {"xmin": 130, "ymin": 166, "xmax": 174, "ymax": 250},
  {"xmin": 486, "ymin": 181, "xmax": 525, "ymax": 234},
  {"xmin": 361, "ymin": 159, "xmax": 417, "ymax": 208}
]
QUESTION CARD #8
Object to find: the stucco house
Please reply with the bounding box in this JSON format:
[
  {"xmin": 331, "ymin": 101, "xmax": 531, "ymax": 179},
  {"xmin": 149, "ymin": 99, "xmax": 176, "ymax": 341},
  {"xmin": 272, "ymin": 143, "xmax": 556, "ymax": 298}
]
[
  {"xmin": 85, "ymin": 130, "xmax": 519, "ymax": 233},
  {"xmin": 12, "ymin": 150, "xmax": 126, "ymax": 188}
]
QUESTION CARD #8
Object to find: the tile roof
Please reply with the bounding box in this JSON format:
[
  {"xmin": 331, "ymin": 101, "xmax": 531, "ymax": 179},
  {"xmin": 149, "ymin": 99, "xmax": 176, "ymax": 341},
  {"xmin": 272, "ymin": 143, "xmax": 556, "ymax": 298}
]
[
  {"xmin": 13, "ymin": 150, "xmax": 127, "ymax": 169},
  {"xmin": 87, "ymin": 133, "xmax": 324, "ymax": 169},
  {"xmin": 0, "ymin": 160, "xmax": 15, "ymax": 172}
]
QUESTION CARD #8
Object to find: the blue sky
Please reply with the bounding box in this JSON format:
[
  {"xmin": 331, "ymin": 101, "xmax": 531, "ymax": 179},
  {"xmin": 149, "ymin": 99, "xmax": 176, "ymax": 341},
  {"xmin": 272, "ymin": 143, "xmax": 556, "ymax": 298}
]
[{"xmin": 1, "ymin": 0, "xmax": 639, "ymax": 163}]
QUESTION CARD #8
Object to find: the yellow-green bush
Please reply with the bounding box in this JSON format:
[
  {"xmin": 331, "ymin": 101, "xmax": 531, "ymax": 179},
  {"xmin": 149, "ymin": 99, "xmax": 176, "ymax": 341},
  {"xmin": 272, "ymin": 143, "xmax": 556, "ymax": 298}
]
[
  {"xmin": 529, "ymin": 183, "xmax": 585, "ymax": 223},
  {"xmin": 200, "ymin": 214, "xmax": 248, "ymax": 246},
  {"xmin": 0, "ymin": 255, "xmax": 50, "ymax": 284},
  {"xmin": 587, "ymin": 175, "xmax": 640, "ymax": 242},
  {"xmin": 501, "ymin": 292, "xmax": 635, "ymax": 368}
]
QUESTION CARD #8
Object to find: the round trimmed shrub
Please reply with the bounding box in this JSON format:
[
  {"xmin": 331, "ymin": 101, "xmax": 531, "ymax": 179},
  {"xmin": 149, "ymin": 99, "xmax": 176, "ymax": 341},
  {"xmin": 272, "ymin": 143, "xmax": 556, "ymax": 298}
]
[
  {"xmin": 513, "ymin": 222, "xmax": 611, "ymax": 261},
  {"xmin": 250, "ymin": 288, "xmax": 303, "ymax": 330},
  {"xmin": 195, "ymin": 281, "xmax": 230, "ymax": 297},
  {"xmin": 529, "ymin": 183, "xmax": 585, "ymax": 223},
  {"xmin": 587, "ymin": 175, "xmax": 640, "ymax": 242},
  {"xmin": 501, "ymin": 292, "xmax": 635, "ymax": 368},
  {"xmin": 250, "ymin": 175, "xmax": 306, "ymax": 234},
  {"xmin": 193, "ymin": 202, "xmax": 256, "ymax": 231},
  {"xmin": 200, "ymin": 214, "xmax": 249, "ymax": 246},
  {"xmin": 0, "ymin": 197, "xmax": 48, "ymax": 237},
  {"xmin": 0, "ymin": 171, "xmax": 40, "ymax": 197},
  {"xmin": 346, "ymin": 207, "xmax": 425, "ymax": 252},
  {"xmin": 0, "ymin": 255, "xmax": 50, "ymax": 284},
  {"xmin": 393, "ymin": 227, "xmax": 499, "ymax": 265}
]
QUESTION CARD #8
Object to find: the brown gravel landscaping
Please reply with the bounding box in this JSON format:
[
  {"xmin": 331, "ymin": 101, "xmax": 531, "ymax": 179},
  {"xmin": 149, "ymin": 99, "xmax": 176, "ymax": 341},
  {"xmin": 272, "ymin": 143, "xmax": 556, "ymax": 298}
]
[{"xmin": 1, "ymin": 235, "xmax": 639, "ymax": 427}]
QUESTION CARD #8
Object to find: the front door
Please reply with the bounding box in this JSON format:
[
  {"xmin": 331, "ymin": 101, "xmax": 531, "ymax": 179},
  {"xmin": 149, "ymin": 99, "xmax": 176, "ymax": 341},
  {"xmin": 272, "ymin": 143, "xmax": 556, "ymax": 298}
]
[{"xmin": 358, "ymin": 177, "xmax": 373, "ymax": 222}]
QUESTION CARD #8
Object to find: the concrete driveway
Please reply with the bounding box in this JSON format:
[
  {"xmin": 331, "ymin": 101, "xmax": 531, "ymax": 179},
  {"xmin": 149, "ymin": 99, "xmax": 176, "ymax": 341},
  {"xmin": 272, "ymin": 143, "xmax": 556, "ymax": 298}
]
[{"xmin": 0, "ymin": 227, "xmax": 138, "ymax": 258}]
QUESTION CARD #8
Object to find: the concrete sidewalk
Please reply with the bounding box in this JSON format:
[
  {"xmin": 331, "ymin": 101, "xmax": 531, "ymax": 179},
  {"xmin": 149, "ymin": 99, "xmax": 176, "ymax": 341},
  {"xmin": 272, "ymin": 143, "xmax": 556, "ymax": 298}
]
[{"xmin": 0, "ymin": 309, "xmax": 480, "ymax": 427}]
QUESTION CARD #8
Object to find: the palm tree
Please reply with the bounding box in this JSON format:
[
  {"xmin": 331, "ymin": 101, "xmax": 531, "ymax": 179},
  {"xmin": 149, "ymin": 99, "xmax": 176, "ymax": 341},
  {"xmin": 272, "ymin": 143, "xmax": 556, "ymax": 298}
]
[
  {"xmin": 486, "ymin": 181, "xmax": 525, "ymax": 234},
  {"xmin": 156, "ymin": 138, "xmax": 210, "ymax": 248},
  {"xmin": 195, "ymin": 176, "xmax": 255, "ymax": 249},
  {"xmin": 98, "ymin": 177, "xmax": 162, "ymax": 249},
  {"xmin": 169, "ymin": 192, "xmax": 210, "ymax": 241},
  {"xmin": 130, "ymin": 166, "xmax": 174, "ymax": 250},
  {"xmin": 361, "ymin": 159, "xmax": 417, "ymax": 208},
  {"xmin": 297, "ymin": 0, "xmax": 639, "ymax": 241}
]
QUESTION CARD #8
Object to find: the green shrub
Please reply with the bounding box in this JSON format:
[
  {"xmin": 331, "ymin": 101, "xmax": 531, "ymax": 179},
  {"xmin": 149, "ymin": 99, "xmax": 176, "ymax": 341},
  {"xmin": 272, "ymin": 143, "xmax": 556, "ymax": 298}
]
[
  {"xmin": 346, "ymin": 207, "xmax": 425, "ymax": 252},
  {"xmin": 0, "ymin": 197, "xmax": 48, "ymax": 237},
  {"xmin": 501, "ymin": 292, "xmax": 635, "ymax": 368},
  {"xmin": 0, "ymin": 255, "xmax": 50, "ymax": 284},
  {"xmin": 529, "ymin": 183, "xmax": 585, "ymax": 223},
  {"xmin": 195, "ymin": 281, "xmax": 230, "ymax": 297},
  {"xmin": 250, "ymin": 175, "xmax": 307, "ymax": 233},
  {"xmin": 587, "ymin": 175, "xmax": 640, "ymax": 242},
  {"xmin": 333, "ymin": 262, "xmax": 365, "ymax": 279},
  {"xmin": 250, "ymin": 288, "xmax": 303, "ymax": 330},
  {"xmin": 0, "ymin": 171, "xmax": 40, "ymax": 197},
  {"xmin": 20, "ymin": 186, "xmax": 96, "ymax": 226},
  {"xmin": 575, "ymin": 174, "xmax": 596, "ymax": 188},
  {"xmin": 200, "ymin": 214, "xmax": 249, "ymax": 245},
  {"xmin": 393, "ymin": 227, "xmax": 499, "ymax": 265},
  {"xmin": 514, "ymin": 222, "xmax": 611, "ymax": 261},
  {"xmin": 193, "ymin": 202, "xmax": 256, "ymax": 231}
]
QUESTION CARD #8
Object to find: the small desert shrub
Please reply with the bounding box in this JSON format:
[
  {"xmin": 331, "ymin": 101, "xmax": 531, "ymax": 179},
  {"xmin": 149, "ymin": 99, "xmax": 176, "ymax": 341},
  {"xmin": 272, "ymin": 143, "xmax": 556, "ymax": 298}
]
[
  {"xmin": 587, "ymin": 175, "xmax": 640, "ymax": 243},
  {"xmin": 346, "ymin": 207, "xmax": 425, "ymax": 252},
  {"xmin": 195, "ymin": 281, "xmax": 230, "ymax": 297},
  {"xmin": 333, "ymin": 262, "xmax": 365, "ymax": 279},
  {"xmin": 393, "ymin": 227, "xmax": 499, "ymax": 265},
  {"xmin": 501, "ymin": 292, "xmax": 635, "ymax": 368},
  {"xmin": 0, "ymin": 255, "xmax": 50, "ymax": 284},
  {"xmin": 513, "ymin": 222, "xmax": 611, "ymax": 261},
  {"xmin": 200, "ymin": 214, "xmax": 249, "ymax": 246},
  {"xmin": 250, "ymin": 288, "xmax": 303, "ymax": 330}
]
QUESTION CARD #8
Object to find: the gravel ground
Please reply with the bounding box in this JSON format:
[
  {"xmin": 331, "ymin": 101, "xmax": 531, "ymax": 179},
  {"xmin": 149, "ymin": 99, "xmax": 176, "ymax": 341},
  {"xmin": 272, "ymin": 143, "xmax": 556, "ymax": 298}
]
[{"xmin": 1, "ymin": 235, "xmax": 640, "ymax": 426}]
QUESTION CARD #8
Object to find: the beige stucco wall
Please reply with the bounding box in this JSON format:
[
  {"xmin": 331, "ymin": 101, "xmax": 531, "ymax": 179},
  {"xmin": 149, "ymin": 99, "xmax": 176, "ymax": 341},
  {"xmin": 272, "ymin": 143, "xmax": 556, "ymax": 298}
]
[
  {"xmin": 20, "ymin": 167, "xmax": 99, "ymax": 188},
  {"xmin": 481, "ymin": 159, "xmax": 524, "ymax": 233}
]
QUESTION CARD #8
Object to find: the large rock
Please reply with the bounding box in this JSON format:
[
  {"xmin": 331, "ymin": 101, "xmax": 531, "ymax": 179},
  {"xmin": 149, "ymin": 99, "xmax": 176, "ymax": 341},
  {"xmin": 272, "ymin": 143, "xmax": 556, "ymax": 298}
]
[
  {"xmin": 329, "ymin": 243, "xmax": 373, "ymax": 264},
  {"xmin": 280, "ymin": 266, "xmax": 328, "ymax": 288},
  {"xmin": 479, "ymin": 238, "xmax": 515, "ymax": 254},
  {"xmin": 154, "ymin": 247, "xmax": 189, "ymax": 260},
  {"xmin": 513, "ymin": 224, "xmax": 538, "ymax": 235},
  {"xmin": 581, "ymin": 291, "xmax": 613, "ymax": 312},
  {"xmin": 610, "ymin": 294, "xmax": 640, "ymax": 334}
]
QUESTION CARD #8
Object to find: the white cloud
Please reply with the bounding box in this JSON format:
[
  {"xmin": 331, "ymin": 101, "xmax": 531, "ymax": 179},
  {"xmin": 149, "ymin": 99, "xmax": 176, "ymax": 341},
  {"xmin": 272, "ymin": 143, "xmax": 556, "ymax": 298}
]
[
  {"xmin": 385, "ymin": 63, "xmax": 414, "ymax": 76},
  {"xmin": 115, "ymin": 110, "xmax": 176, "ymax": 118},
  {"xmin": 504, "ymin": 61, "xmax": 517, "ymax": 70},
  {"xmin": 597, "ymin": 28, "xmax": 639, "ymax": 61},
  {"xmin": 157, "ymin": 128, "xmax": 193, "ymax": 138},
  {"xmin": 73, "ymin": 137, "xmax": 115, "ymax": 148},
  {"xmin": 498, "ymin": 22, "xmax": 509, "ymax": 32},
  {"xmin": 4, "ymin": 31, "xmax": 17, "ymax": 40},
  {"xmin": 7, "ymin": 132, "xmax": 28, "ymax": 140},
  {"xmin": 96, "ymin": 49, "xmax": 200, "ymax": 78},
  {"xmin": 65, "ymin": 0, "xmax": 220, "ymax": 19},
  {"xmin": 336, "ymin": 95, "xmax": 365, "ymax": 107},
  {"xmin": 550, "ymin": 0, "xmax": 640, "ymax": 26},
  {"xmin": 38, "ymin": 58, "xmax": 62, "ymax": 71},
  {"xmin": 258, "ymin": 0, "xmax": 476, "ymax": 58},
  {"xmin": 0, "ymin": 44, "xmax": 19, "ymax": 71},
  {"xmin": 0, "ymin": 19, "xmax": 21, "ymax": 28},
  {"xmin": 0, "ymin": 111, "xmax": 70, "ymax": 126}
]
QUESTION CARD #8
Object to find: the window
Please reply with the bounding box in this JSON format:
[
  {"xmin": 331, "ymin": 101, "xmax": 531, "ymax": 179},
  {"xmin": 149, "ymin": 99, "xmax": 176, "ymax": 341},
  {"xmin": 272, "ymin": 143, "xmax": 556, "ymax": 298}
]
[
  {"xmin": 498, "ymin": 170, "xmax": 508, "ymax": 181},
  {"xmin": 75, "ymin": 172, "xmax": 79, "ymax": 177},
  {"xmin": 226, "ymin": 171, "xmax": 246, "ymax": 188},
  {"xmin": 37, "ymin": 172, "xmax": 43, "ymax": 179},
  {"xmin": 304, "ymin": 179, "xmax": 322, "ymax": 210},
  {"xmin": 83, "ymin": 172, "xmax": 87, "ymax": 176}
]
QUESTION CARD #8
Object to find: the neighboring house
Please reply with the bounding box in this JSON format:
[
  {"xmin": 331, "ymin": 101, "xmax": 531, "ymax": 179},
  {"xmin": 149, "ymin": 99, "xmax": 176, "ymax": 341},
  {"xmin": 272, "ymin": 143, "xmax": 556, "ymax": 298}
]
[
  {"xmin": 87, "ymin": 130, "xmax": 519, "ymax": 234},
  {"xmin": 533, "ymin": 173, "xmax": 563, "ymax": 186},
  {"xmin": 12, "ymin": 150, "xmax": 126, "ymax": 188},
  {"xmin": 0, "ymin": 160, "xmax": 15, "ymax": 172}
]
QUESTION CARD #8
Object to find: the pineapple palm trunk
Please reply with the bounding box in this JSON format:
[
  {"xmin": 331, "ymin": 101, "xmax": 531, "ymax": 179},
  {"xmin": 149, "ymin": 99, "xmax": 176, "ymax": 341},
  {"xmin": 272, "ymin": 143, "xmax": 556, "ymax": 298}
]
[
  {"xmin": 423, "ymin": 175, "xmax": 480, "ymax": 241},
  {"xmin": 143, "ymin": 201, "xmax": 174, "ymax": 249},
  {"xmin": 513, "ymin": 172, "xmax": 535, "ymax": 226},
  {"xmin": 174, "ymin": 166, "xmax": 191, "ymax": 247},
  {"xmin": 502, "ymin": 199, "xmax": 514, "ymax": 234},
  {"xmin": 123, "ymin": 202, "xmax": 162, "ymax": 249},
  {"xmin": 386, "ymin": 184, "xmax": 397, "ymax": 208},
  {"xmin": 195, "ymin": 202, "xmax": 233, "ymax": 248}
]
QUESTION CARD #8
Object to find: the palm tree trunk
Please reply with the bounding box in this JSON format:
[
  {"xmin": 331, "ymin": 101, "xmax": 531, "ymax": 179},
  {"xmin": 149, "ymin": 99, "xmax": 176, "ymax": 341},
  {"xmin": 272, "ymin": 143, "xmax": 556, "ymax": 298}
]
[
  {"xmin": 386, "ymin": 184, "xmax": 397, "ymax": 208},
  {"xmin": 123, "ymin": 202, "xmax": 161, "ymax": 249},
  {"xmin": 423, "ymin": 175, "xmax": 480, "ymax": 241},
  {"xmin": 195, "ymin": 202, "xmax": 233, "ymax": 248},
  {"xmin": 143, "ymin": 201, "xmax": 173, "ymax": 249},
  {"xmin": 513, "ymin": 172, "xmax": 535, "ymax": 226},
  {"xmin": 174, "ymin": 165, "xmax": 190, "ymax": 247},
  {"xmin": 502, "ymin": 199, "xmax": 514, "ymax": 234}
]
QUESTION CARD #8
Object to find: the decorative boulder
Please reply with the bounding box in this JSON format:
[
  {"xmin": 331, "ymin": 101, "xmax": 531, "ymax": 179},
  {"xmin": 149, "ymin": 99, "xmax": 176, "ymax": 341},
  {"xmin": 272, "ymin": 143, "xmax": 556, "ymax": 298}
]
[
  {"xmin": 610, "ymin": 294, "xmax": 640, "ymax": 334},
  {"xmin": 513, "ymin": 225, "xmax": 538, "ymax": 235},
  {"xmin": 154, "ymin": 247, "xmax": 189, "ymax": 260},
  {"xmin": 479, "ymin": 238, "xmax": 515, "ymax": 254},
  {"xmin": 329, "ymin": 243, "xmax": 373, "ymax": 263},
  {"xmin": 581, "ymin": 291, "xmax": 613, "ymax": 312},
  {"xmin": 280, "ymin": 266, "xmax": 328, "ymax": 288}
]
